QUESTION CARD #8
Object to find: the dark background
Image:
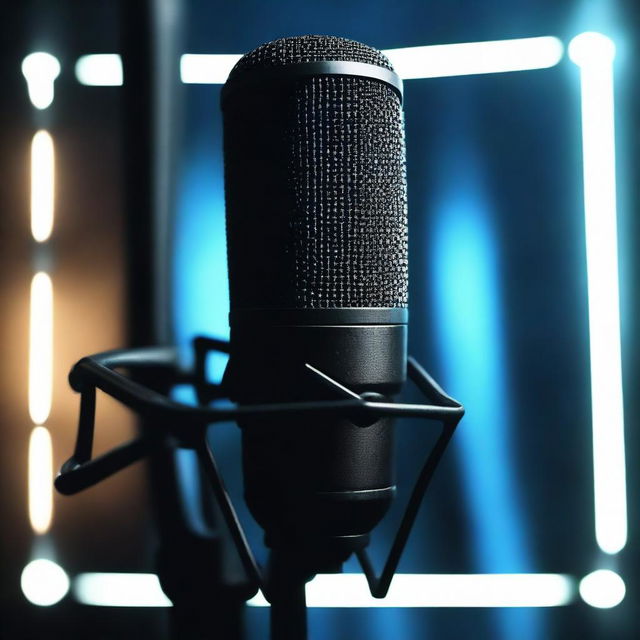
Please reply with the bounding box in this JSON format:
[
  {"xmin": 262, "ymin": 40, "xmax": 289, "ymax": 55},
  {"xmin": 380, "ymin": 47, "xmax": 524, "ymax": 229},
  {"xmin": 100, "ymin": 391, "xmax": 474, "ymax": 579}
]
[{"xmin": 1, "ymin": 1, "xmax": 638, "ymax": 638}]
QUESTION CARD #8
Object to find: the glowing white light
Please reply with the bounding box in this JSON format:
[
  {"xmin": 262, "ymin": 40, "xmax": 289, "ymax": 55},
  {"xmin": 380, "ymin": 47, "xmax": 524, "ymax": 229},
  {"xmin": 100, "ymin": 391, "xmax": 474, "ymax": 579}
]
[
  {"xmin": 28, "ymin": 426, "xmax": 53, "ymax": 534},
  {"xmin": 383, "ymin": 36, "xmax": 563, "ymax": 79},
  {"xmin": 29, "ymin": 272, "xmax": 53, "ymax": 425},
  {"xmin": 21, "ymin": 559, "xmax": 69, "ymax": 606},
  {"xmin": 75, "ymin": 54, "xmax": 123, "ymax": 86},
  {"xmin": 31, "ymin": 130, "xmax": 55, "ymax": 242},
  {"xmin": 21, "ymin": 53, "xmax": 61, "ymax": 109},
  {"xmin": 74, "ymin": 573, "xmax": 172, "ymax": 607},
  {"xmin": 178, "ymin": 37, "xmax": 563, "ymax": 85},
  {"xmin": 252, "ymin": 573, "xmax": 575, "ymax": 608},
  {"xmin": 180, "ymin": 54, "xmax": 241, "ymax": 84},
  {"xmin": 569, "ymin": 32, "xmax": 626, "ymax": 555},
  {"xmin": 73, "ymin": 572, "xmax": 573, "ymax": 608},
  {"xmin": 579, "ymin": 570, "xmax": 625, "ymax": 608},
  {"xmin": 568, "ymin": 32, "xmax": 616, "ymax": 66}
]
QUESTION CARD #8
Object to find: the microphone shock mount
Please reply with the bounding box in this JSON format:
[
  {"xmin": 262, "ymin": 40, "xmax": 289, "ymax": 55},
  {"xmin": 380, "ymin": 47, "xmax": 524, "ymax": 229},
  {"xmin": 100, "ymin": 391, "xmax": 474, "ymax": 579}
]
[{"xmin": 56, "ymin": 336, "xmax": 463, "ymax": 639}]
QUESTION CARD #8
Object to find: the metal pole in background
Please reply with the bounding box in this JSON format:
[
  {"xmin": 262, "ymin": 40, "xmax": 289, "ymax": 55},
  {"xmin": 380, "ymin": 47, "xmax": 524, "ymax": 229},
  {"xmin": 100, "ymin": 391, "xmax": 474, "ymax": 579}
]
[{"xmin": 120, "ymin": 1, "xmax": 246, "ymax": 637}]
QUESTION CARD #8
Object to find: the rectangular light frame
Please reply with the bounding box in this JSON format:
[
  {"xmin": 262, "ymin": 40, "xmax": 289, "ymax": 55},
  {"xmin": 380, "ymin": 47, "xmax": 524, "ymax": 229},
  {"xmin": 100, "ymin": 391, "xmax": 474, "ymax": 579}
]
[{"xmin": 65, "ymin": 32, "xmax": 627, "ymax": 610}]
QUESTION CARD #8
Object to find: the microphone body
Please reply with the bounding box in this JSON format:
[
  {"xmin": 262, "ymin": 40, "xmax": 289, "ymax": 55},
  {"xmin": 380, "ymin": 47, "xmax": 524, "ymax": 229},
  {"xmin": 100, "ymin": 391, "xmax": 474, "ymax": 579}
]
[
  {"xmin": 221, "ymin": 36, "xmax": 408, "ymax": 563},
  {"xmin": 226, "ymin": 314, "xmax": 405, "ymax": 553}
]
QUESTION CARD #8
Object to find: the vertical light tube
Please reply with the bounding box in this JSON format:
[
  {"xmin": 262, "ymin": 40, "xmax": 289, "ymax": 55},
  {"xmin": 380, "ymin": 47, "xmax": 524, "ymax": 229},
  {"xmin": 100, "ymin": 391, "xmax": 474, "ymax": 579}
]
[
  {"xmin": 29, "ymin": 272, "xmax": 53, "ymax": 426},
  {"xmin": 31, "ymin": 131, "xmax": 55, "ymax": 242},
  {"xmin": 569, "ymin": 33, "xmax": 627, "ymax": 555},
  {"xmin": 28, "ymin": 426, "xmax": 53, "ymax": 534},
  {"xmin": 24, "ymin": 56, "xmax": 58, "ymax": 575}
]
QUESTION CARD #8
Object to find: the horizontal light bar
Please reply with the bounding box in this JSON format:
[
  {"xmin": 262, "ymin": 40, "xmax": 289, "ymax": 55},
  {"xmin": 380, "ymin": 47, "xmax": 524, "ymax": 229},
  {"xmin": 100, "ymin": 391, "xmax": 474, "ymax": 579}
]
[
  {"xmin": 31, "ymin": 130, "xmax": 55, "ymax": 242},
  {"xmin": 383, "ymin": 36, "xmax": 563, "ymax": 79},
  {"xmin": 180, "ymin": 54, "xmax": 241, "ymax": 84},
  {"xmin": 21, "ymin": 559, "xmax": 69, "ymax": 606},
  {"xmin": 29, "ymin": 272, "xmax": 53, "ymax": 425},
  {"xmin": 75, "ymin": 573, "xmax": 172, "ymax": 607},
  {"xmin": 74, "ymin": 573, "xmax": 574, "ymax": 608},
  {"xmin": 254, "ymin": 573, "xmax": 574, "ymax": 608},
  {"xmin": 75, "ymin": 54, "xmax": 123, "ymax": 86},
  {"xmin": 28, "ymin": 426, "xmax": 53, "ymax": 534},
  {"xmin": 178, "ymin": 37, "xmax": 563, "ymax": 85},
  {"xmin": 21, "ymin": 52, "xmax": 60, "ymax": 109},
  {"xmin": 569, "ymin": 32, "xmax": 627, "ymax": 555}
]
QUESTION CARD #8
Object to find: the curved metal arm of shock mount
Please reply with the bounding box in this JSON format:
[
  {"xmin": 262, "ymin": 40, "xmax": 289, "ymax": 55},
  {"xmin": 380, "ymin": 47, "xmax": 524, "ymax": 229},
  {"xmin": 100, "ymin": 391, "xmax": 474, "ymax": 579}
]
[{"xmin": 55, "ymin": 337, "xmax": 463, "ymax": 603}]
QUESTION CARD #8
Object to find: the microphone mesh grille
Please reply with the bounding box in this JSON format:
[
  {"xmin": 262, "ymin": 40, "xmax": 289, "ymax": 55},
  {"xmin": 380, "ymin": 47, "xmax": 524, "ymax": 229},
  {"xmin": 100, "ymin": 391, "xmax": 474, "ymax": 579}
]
[
  {"xmin": 228, "ymin": 35, "xmax": 394, "ymax": 75},
  {"xmin": 224, "ymin": 35, "xmax": 408, "ymax": 309}
]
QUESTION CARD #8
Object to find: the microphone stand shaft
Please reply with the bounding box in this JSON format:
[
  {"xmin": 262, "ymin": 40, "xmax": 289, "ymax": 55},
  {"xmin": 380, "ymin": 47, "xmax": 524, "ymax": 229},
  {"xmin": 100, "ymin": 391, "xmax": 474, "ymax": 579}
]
[
  {"xmin": 269, "ymin": 552, "xmax": 308, "ymax": 640},
  {"xmin": 270, "ymin": 581, "xmax": 307, "ymax": 640}
]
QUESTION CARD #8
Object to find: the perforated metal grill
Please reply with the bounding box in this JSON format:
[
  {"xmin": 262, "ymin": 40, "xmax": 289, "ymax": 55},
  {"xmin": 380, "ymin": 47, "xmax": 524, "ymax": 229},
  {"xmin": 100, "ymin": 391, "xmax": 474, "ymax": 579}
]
[
  {"xmin": 223, "ymin": 35, "xmax": 408, "ymax": 310},
  {"xmin": 228, "ymin": 35, "xmax": 394, "ymax": 76}
]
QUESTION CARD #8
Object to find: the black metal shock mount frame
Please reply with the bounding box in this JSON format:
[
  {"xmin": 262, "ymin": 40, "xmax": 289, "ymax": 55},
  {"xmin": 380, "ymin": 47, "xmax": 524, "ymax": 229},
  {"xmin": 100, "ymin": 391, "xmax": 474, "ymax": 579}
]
[{"xmin": 56, "ymin": 337, "xmax": 463, "ymax": 620}]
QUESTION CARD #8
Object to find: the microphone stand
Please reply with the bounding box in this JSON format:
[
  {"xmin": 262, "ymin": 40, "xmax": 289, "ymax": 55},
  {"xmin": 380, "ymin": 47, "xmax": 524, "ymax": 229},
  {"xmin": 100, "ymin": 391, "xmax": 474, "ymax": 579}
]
[{"xmin": 56, "ymin": 339, "xmax": 463, "ymax": 640}]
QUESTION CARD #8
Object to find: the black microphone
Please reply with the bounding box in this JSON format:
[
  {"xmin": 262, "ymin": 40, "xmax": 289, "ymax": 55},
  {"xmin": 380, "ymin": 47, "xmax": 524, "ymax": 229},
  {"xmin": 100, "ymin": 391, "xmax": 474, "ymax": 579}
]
[{"xmin": 221, "ymin": 35, "xmax": 408, "ymax": 572}]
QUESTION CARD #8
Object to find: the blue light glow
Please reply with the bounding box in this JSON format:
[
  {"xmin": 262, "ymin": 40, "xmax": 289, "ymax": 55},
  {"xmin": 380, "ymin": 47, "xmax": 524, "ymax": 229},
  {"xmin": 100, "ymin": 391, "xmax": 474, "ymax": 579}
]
[
  {"xmin": 431, "ymin": 147, "xmax": 539, "ymax": 639},
  {"xmin": 171, "ymin": 385, "xmax": 212, "ymax": 536},
  {"xmin": 173, "ymin": 142, "xmax": 229, "ymax": 378},
  {"xmin": 172, "ymin": 113, "xmax": 230, "ymax": 535}
]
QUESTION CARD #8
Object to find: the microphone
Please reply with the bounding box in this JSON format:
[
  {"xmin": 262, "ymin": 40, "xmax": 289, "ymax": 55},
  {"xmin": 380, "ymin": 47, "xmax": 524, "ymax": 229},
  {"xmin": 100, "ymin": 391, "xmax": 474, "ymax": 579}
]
[
  {"xmin": 221, "ymin": 35, "xmax": 408, "ymax": 571},
  {"xmin": 55, "ymin": 35, "xmax": 460, "ymax": 639}
]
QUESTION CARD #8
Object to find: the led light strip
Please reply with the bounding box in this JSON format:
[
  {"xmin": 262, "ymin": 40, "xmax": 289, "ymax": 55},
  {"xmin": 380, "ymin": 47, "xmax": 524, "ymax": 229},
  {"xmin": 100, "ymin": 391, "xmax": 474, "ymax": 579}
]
[
  {"xmin": 21, "ymin": 53, "xmax": 67, "ymax": 607},
  {"xmin": 73, "ymin": 572, "xmax": 575, "ymax": 608},
  {"xmin": 568, "ymin": 32, "xmax": 627, "ymax": 557},
  {"xmin": 27, "ymin": 149, "xmax": 55, "ymax": 536},
  {"xmin": 384, "ymin": 37, "xmax": 563, "ymax": 79},
  {"xmin": 72, "ymin": 570, "xmax": 625, "ymax": 609},
  {"xmin": 175, "ymin": 37, "xmax": 563, "ymax": 85}
]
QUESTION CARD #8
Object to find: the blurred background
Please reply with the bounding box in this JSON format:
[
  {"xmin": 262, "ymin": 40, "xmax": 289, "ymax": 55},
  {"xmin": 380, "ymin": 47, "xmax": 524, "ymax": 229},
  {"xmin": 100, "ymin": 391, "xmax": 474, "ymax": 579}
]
[{"xmin": 1, "ymin": 0, "xmax": 638, "ymax": 638}]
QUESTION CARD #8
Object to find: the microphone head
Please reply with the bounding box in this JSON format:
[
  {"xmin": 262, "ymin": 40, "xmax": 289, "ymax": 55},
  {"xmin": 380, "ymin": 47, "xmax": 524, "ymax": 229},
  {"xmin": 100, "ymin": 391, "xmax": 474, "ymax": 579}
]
[
  {"xmin": 221, "ymin": 37, "xmax": 408, "ymax": 560},
  {"xmin": 222, "ymin": 35, "xmax": 408, "ymax": 312}
]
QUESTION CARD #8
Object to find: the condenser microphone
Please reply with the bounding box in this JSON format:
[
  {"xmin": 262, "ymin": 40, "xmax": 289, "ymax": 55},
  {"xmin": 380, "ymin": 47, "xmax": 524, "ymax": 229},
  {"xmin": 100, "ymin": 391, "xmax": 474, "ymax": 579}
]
[{"xmin": 221, "ymin": 35, "xmax": 408, "ymax": 570}]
